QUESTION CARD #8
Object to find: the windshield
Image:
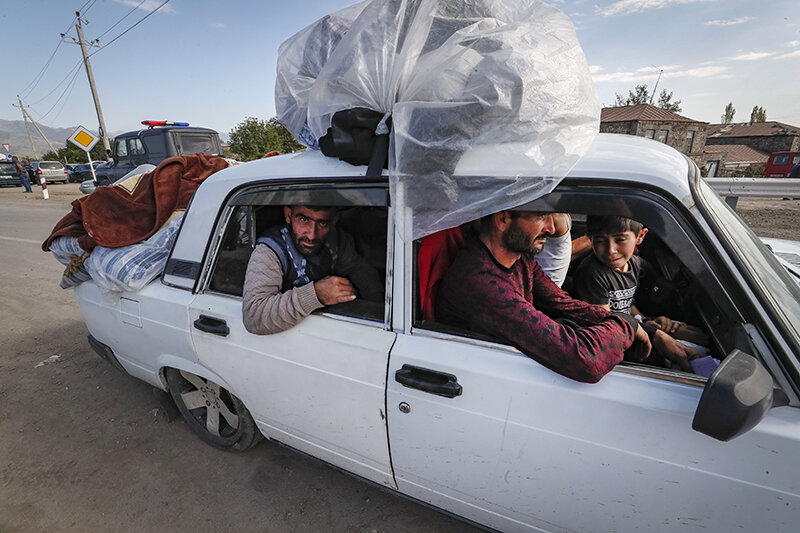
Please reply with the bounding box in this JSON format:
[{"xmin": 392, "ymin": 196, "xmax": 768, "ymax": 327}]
[
  {"xmin": 172, "ymin": 133, "xmax": 219, "ymax": 156},
  {"xmin": 0, "ymin": 161, "xmax": 16, "ymax": 174},
  {"xmin": 695, "ymin": 178, "xmax": 800, "ymax": 341}
]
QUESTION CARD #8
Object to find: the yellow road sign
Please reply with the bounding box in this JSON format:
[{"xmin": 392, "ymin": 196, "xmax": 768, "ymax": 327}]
[{"xmin": 68, "ymin": 126, "xmax": 100, "ymax": 151}]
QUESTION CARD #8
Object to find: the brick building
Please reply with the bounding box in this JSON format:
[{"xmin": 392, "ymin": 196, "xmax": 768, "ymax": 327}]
[
  {"xmin": 600, "ymin": 104, "xmax": 708, "ymax": 167},
  {"xmin": 705, "ymin": 121, "xmax": 800, "ymax": 154},
  {"xmin": 702, "ymin": 144, "xmax": 769, "ymax": 177}
]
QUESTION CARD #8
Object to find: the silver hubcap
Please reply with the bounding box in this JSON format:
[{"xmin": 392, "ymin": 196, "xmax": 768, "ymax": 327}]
[{"xmin": 179, "ymin": 370, "xmax": 239, "ymax": 437}]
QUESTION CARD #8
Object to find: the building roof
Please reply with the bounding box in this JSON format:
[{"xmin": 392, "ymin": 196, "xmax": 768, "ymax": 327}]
[
  {"xmin": 707, "ymin": 121, "xmax": 800, "ymax": 138},
  {"xmin": 600, "ymin": 104, "xmax": 706, "ymax": 124},
  {"xmin": 703, "ymin": 144, "xmax": 769, "ymax": 164}
]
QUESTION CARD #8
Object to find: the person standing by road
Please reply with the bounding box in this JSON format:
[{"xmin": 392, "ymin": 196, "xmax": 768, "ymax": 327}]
[{"xmin": 12, "ymin": 156, "xmax": 32, "ymax": 193}]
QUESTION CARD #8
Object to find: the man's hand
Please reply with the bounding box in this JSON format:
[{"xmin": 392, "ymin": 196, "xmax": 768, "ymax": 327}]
[
  {"xmin": 647, "ymin": 316, "xmax": 680, "ymax": 334},
  {"xmin": 314, "ymin": 276, "xmax": 356, "ymax": 305},
  {"xmin": 652, "ymin": 330, "xmax": 700, "ymax": 372},
  {"xmin": 626, "ymin": 324, "xmax": 652, "ymax": 363}
]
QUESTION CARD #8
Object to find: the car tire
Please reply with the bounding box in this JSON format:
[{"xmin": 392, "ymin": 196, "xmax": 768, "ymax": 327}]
[{"xmin": 165, "ymin": 368, "xmax": 261, "ymax": 451}]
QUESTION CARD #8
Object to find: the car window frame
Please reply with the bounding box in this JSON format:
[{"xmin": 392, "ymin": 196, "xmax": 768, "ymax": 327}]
[
  {"xmin": 195, "ymin": 179, "xmax": 394, "ymax": 331},
  {"xmin": 403, "ymin": 177, "xmax": 780, "ymax": 388}
]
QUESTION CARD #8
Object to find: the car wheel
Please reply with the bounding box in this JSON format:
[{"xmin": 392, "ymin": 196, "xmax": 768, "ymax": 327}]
[{"xmin": 165, "ymin": 368, "xmax": 261, "ymax": 451}]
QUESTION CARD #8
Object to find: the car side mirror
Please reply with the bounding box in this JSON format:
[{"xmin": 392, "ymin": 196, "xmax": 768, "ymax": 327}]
[{"xmin": 692, "ymin": 349, "xmax": 789, "ymax": 441}]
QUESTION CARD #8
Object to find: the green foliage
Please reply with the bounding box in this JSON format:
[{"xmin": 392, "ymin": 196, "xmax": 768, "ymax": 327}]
[
  {"xmin": 228, "ymin": 116, "xmax": 304, "ymax": 161},
  {"xmin": 750, "ymin": 106, "xmax": 766, "ymax": 123},
  {"xmin": 612, "ymin": 84, "xmax": 682, "ymax": 112},
  {"xmin": 722, "ymin": 102, "xmax": 736, "ymax": 124},
  {"xmin": 39, "ymin": 139, "xmax": 110, "ymax": 164},
  {"xmin": 740, "ymin": 163, "xmax": 765, "ymax": 177}
]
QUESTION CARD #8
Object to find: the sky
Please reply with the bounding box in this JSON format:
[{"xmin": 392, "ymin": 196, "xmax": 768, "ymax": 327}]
[{"xmin": 1, "ymin": 0, "xmax": 799, "ymax": 140}]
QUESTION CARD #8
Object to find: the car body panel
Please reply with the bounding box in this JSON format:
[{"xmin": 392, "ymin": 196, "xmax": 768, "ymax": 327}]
[
  {"xmin": 189, "ymin": 292, "xmax": 397, "ymax": 487},
  {"xmin": 387, "ymin": 329, "xmax": 800, "ymax": 532}
]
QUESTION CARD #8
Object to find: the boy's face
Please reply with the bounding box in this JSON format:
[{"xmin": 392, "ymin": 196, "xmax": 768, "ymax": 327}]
[{"xmin": 591, "ymin": 228, "xmax": 648, "ymax": 271}]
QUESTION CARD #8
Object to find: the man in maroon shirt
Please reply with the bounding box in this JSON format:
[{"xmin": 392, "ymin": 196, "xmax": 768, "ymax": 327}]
[{"xmin": 436, "ymin": 210, "xmax": 651, "ymax": 383}]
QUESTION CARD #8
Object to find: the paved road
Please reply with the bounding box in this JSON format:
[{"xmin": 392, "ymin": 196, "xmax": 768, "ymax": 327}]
[{"xmin": 0, "ymin": 185, "xmax": 478, "ymax": 533}]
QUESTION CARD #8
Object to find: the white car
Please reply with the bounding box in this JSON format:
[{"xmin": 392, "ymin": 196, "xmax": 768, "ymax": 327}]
[{"xmin": 73, "ymin": 133, "xmax": 800, "ymax": 532}]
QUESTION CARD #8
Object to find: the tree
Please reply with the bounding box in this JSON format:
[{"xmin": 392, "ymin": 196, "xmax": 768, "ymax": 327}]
[
  {"xmin": 656, "ymin": 89, "xmax": 681, "ymax": 112},
  {"xmin": 613, "ymin": 84, "xmax": 682, "ymax": 112},
  {"xmin": 40, "ymin": 139, "xmax": 109, "ymax": 164},
  {"xmin": 229, "ymin": 116, "xmax": 304, "ymax": 161},
  {"xmin": 750, "ymin": 106, "xmax": 766, "ymax": 123},
  {"xmin": 721, "ymin": 102, "xmax": 735, "ymax": 124}
]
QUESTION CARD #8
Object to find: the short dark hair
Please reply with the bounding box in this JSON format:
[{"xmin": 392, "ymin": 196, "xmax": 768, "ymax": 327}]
[
  {"xmin": 478, "ymin": 210, "xmax": 523, "ymax": 233},
  {"xmin": 586, "ymin": 215, "xmax": 644, "ymax": 237}
]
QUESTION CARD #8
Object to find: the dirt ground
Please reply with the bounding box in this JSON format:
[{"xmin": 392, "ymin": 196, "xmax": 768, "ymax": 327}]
[{"xmin": 0, "ymin": 183, "xmax": 797, "ymax": 532}]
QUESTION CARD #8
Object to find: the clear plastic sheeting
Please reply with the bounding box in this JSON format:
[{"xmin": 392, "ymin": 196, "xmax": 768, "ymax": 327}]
[
  {"xmin": 276, "ymin": 0, "xmax": 600, "ymax": 239},
  {"xmin": 276, "ymin": 1, "xmax": 369, "ymax": 149}
]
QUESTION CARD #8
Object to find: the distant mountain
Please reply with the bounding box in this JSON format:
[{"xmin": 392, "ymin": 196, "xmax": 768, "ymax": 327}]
[{"xmin": 0, "ymin": 119, "xmax": 79, "ymax": 159}]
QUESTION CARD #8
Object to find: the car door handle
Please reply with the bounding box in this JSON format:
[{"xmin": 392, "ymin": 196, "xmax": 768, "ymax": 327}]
[
  {"xmin": 395, "ymin": 364, "xmax": 462, "ymax": 398},
  {"xmin": 193, "ymin": 315, "xmax": 229, "ymax": 337}
]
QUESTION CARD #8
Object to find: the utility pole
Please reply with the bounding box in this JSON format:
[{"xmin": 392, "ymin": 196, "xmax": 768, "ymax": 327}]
[
  {"xmin": 18, "ymin": 101, "xmax": 60, "ymax": 157},
  {"xmin": 13, "ymin": 95, "xmax": 39, "ymax": 159},
  {"xmin": 64, "ymin": 11, "xmax": 112, "ymax": 160}
]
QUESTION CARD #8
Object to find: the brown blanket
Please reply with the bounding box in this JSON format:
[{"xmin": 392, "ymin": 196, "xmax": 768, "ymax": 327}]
[{"xmin": 42, "ymin": 154, "xmax": 231, "ymax": 252}]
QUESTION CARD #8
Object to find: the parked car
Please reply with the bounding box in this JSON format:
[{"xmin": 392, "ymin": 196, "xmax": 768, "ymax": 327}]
[
  {"xmin": 29, "ymin": 160, "xmax": 68, "ymax": 184},
  {"xmin": 764, "ymin": 151, "xmax": 800, "ymax": 178},
  {"xmin": 69, "ymin": 161, "xmax": 103, "ymax": 183},
  {"xmin": 72, "ymin": 133, "xmax": 800, "ymax": 532},
  {"xmin": 0, "ymin": 160, "xmax": 23, "ymax": 186},
  {"xmin": 94, "ymin": 120, "xmax": 222, "ymax": 185}
]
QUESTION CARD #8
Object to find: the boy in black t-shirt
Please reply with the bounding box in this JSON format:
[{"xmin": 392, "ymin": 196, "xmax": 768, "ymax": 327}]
[{"xmin": 574, "ymin": 215, "xmax": 708, "ymax": 372}]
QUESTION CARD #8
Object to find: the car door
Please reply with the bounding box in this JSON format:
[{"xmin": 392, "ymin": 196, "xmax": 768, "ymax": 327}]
[
  {"xmin": 386, "ymin": 184, "xmax": 800, "ymax": 532},
  {"xmin": 187, "ymin": 182, "xmax": 398, "ymax": 489}
]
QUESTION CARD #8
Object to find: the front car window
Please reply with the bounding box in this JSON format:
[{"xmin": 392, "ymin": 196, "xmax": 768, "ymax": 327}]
[
  {"xmin": 694, "ymin": 178, "xmax": 800, "ymax": 342},
  {"xmin": 115, "ymin": 139, "xmax": 128, "ymax": 158}
]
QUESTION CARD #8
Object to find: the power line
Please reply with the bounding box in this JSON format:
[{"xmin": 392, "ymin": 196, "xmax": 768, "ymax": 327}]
[
  {"xmin": 33, "ymin": 66, "xmax": 84, "ymax": 123},
  {"xmin": 95, "ymin": 0, "xmax": 148, "ymax": 41},
  {"xmin": 19, "ymin": 10, "xmax": 85, "ymax": 100},
  {"xmin": 29, "ymin": 58, "xmax": 84, "ymax": 107},
  {"xmin": 89, "ymin": 0, "xmax": 172, "ymax": 57}
]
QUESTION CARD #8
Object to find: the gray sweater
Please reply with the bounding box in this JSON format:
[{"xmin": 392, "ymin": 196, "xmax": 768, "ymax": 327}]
[{"xmin": 242, "ymin": 230, "xmax": 382, "ymax": 335}]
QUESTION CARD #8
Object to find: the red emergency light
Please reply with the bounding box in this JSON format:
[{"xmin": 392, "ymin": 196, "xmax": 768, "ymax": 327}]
[{"xmin": 141, "ymin": 120, "xmax": 190, "ymax": 128}]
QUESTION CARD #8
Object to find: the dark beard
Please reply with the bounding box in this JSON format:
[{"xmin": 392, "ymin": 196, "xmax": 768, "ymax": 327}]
[
  {"xmin": 289, "ymin": 227, "xmax": 323, "ymax": 258},
  {"xmin": 503, "ymin": 223, "xmax": 542, "ymax": 255}
]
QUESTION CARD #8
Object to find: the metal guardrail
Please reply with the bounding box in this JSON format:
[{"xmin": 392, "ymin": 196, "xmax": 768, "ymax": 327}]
[{"xmin": 705, "ymin": 178, "xmax": 800, "ymax": 209}]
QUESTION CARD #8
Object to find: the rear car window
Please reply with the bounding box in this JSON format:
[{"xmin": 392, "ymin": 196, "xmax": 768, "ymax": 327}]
[
  {"xmin": 173, "ymin": 133, "xmax": 219, "ymax": 156},
  {"xmin": 0, "ymin": 161, "xmax": 16, "ymax": 174},
  {"xmin": 40, "ymin": 162, "xmax": 63, "ymax": 170}
]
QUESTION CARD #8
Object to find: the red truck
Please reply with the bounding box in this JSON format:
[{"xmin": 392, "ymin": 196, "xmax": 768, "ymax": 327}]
[{"xmin": 764, "ymin": 151, "xmax": 800, "ymax": 178}]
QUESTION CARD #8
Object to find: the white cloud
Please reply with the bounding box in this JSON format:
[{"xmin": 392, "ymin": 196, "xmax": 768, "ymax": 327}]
[
  {"xmin": 113, "ymin": 0, "xmax": 175, "ymax": 14},
  {"xmin": 593, "ymin": 65, "xmax": 730, "ymax": 82},
  {"xmin": 775, "ymin": 50, "xmax": 800, "ymax": 59},
  {"xmin": 589, "ymin": 65, "xmax": 604, "ymax": 73},
  {"xmin": 596, "ymin": 0, "xmax": 707, "ymax": 17},
  {"xmin": 704, "ymin": 17, "xmax": 754, "ymax": 26},
  {"xmin": 213, "ymin": 23, "xmax": 227, "ymax": 29},
  {"xmin": 726, "ymin": 51, "xmax": 776, "ymax": 61},
  {"xmin": 788, "ymin": 41, "xmax": 800, "ymax": 48}
]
